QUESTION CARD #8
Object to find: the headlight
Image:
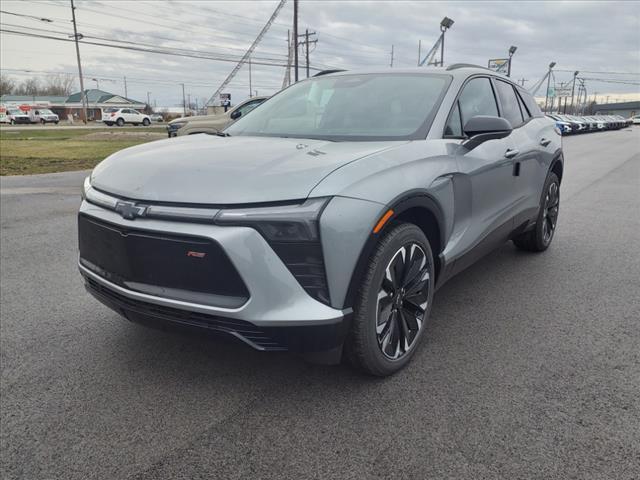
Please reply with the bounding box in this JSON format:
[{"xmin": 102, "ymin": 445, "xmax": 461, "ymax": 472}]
[
  {"xmin": 168, "ymin": 122, "xmax": 187, "ymax": 130},
  {"xmin": 215, "ymin": 198, "xmax": 331, "ymax": 304},
  {"xmin": 214, "ymin": 197, "xmax": 329, "ymax": 242}
]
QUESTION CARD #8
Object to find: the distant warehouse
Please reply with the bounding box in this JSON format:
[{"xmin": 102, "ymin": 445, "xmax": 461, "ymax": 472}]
[
  {"xmin": 0, "ymin": 89, "xmax": 145, "ymax": 121},
  {"xmin": 593, "ymin": 101, "xmax": 639, "ymax": 118}
]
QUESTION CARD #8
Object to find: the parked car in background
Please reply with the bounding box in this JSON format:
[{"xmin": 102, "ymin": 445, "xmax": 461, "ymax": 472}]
[
  {"xmin": 546, "ymin": 114, "xmax": 572, "ymax": 134},
  {"xmin": 167, "ymin": 96, "xmax": 267, "ymax": 137},
  {"xmin": 79, "ymin": 66, "xmax": 563, "ymax": 376},
  {"xmin": 29, "ymin": 108, "xmax": 59, "ymax": 124},
  {"xmin": 150, "ymin": 113, "xmax": 164, "ymax": 123},
  {"xmin": 6, "ymin": 108, "xmax": 30, "ymax": 124},
  {"xmin": 631, "ymin": 115, "xmax": 640, "ymax": 125},
  {"xmin": 103, "ymin": 108, "xmax": 151, "ymax": 126}
]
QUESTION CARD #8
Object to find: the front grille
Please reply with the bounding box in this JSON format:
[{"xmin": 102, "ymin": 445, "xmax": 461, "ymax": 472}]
[
  {"xmin": 84, "ymin": 276, "xmax": 286, "ymax": 351},
  {"xmin": 78, "ymin": 214, "xmax": 249, "ymax": 308}
]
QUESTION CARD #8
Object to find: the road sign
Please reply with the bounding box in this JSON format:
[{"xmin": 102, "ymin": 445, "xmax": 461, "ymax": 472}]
[
  {"xmin": 555, "ymin": 87, "xmax": 572, "ymax": 97},
  {"xmin": 547, "ymin": 87, "xmax": 556, "ymax": 98},
  {"xmin": 488, "ymin": 58, "xmax": 509, "ymax": 73}
]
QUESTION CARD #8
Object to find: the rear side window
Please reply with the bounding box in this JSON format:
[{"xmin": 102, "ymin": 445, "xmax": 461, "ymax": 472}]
[
  {"xmin": 516, "ymin": 90, "xmax": 531, "ymax": 120},
  {"xmin": 519, "ymin": 89, "xmax": 543, "ymax": 117},
  {"xmin": 458, "ymin": 77, "xmax": 499, "ymax": 127},
  {"xmin": 495, "ymin": 80, "xmax": 524, "ymax": 127}
]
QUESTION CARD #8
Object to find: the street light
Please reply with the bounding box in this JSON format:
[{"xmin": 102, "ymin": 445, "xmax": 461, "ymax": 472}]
[
  {"xmin": 439, "ymin": 16, "xmax": 454, "ymax": 66},
  {"xmin": 91, "ymin": 78, "xmax": 99, "ymax": 89},
  {"xmin": 507, "ymin": 45, "xmax": 517, "ymax": 77},
  {"xmin": 544, "ymin": 62, "xmax": 556, "ymax": 113},
  {"xmin": 570, "ymin": 71, "xmax": 579, "ymax": 114}
]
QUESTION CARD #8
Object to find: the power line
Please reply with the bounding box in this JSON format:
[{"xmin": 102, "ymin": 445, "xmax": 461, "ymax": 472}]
[{"xmin": 0, "ymin": 28, "xmax": 330, "ymax": 71}]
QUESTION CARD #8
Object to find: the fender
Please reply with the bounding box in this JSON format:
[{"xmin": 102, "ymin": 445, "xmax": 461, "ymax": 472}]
[{"xmin": 342, "ymin": 190, "xmax": 446, "ymax": 309}]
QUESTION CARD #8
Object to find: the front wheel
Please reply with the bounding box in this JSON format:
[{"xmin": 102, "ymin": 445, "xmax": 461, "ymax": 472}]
[
  {"xmin": 116, "ymin": 118, "xmax": 125, "ymax": 127},
  {"xmin": 142, "ymin": 118, "xmax": 150, "ymax": 126},
  {"xmin": 345, "ymin": 223, "xmax": 435, "ymax": 376},
  {"xmin": 40, "ymin": 119, "xmax": 46, "ymax": 125},
  {"xmin": 513, "ymin": 172, "xmax": 560, "ymax": 252}
]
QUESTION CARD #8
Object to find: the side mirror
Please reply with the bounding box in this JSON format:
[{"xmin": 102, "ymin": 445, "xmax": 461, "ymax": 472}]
[
  {"xmin": 462, "ymin": 115, "xmax": 512, "ymax": 150},
  {"xmin": 230, "ymin": 110, "xmax": 242, "ymax": 120}
]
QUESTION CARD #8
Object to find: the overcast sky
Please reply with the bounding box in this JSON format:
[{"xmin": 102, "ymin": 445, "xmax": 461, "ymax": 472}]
[{"xmin": 1, "ymin": 0, "xmax": 639, "ymax": 107}]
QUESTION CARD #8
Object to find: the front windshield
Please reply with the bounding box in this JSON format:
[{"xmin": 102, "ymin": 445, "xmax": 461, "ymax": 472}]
[{"xmin": 225, "ymin": 73, "xmax": 450, "ymax": 141}]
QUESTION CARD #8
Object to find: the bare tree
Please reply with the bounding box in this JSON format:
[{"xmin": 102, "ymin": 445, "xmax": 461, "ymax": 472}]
[
  {"xmin": 15, "ymin": 78, "xmax": 41, "ymax": 96},
  {"xmin": 44, "ymin": 73, "xmax": 75, "ymax": 96},
  {"xmin": 0, "ymin": 75, "xmax": 16, "ymax": 96}
]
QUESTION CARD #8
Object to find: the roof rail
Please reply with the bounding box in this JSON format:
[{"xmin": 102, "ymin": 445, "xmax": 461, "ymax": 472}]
[
  {"xmin": 446, "ymin": 63, "xmax": 491, "ymax": 71},
  {"xmin": 313, "ymin": 69, "xmax": 346, "ymax": 77}
]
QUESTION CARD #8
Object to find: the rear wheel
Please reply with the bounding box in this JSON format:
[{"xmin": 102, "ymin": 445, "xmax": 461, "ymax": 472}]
[
  {"xmin": 116, "ymin": 118, "xmax": 125, "ymax": 127},
  {"xmin": 142, "ymin": 118, "xmax": 150, "ymax": 126},
  {"xmin": 346, "ymin": 223, "xmax": 435, "ymax": 376},
  {"xmin": 513, "ymin": 172, "xmax": 560, "ymax": 252}
]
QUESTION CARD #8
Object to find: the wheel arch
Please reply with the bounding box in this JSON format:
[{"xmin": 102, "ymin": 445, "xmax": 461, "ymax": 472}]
[
  {"xmin": 342, "ymin": 191, "xmax": 445, "ymax": 309},
  {"xmin": 550, "ymin": 151, "xmax": 564, "ymax": 184}
]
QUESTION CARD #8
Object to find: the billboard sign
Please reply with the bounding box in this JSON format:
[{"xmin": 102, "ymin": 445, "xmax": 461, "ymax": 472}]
[{"xmin": 488, "ymin": 58, "xmax": 509, "ymax": 73}]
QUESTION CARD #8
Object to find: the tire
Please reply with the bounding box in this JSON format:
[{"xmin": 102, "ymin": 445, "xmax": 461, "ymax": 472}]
[
  {"xmin": 116, "ymin": 118, "xmax": 125, "ymax": 127},
  {"xmin": 142, "ymin": 118, "xmax": 150, "ymax": 126},
  {"xmin": 104, "ymin": 122, "xmax": 113, "ymax": 126},
  {"xmin": 54, "ymin": 121, "xmax": 59, "ymax": 124},
  {"xmin": 513, "ymin": 172, "xmax": 560, "ymax": 252},
  {"xmin": 40, "ymin": 119, "xmax": 46, "ymax": 125},
  {"xmin": 345, "ymin": 223, "xmax": 435, "ymax": 376}
]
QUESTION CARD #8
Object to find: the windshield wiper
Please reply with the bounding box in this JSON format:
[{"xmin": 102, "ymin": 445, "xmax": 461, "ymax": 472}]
[{"xmin": 214, "ymin": 131, "xmax": 231, "ymax": 137}]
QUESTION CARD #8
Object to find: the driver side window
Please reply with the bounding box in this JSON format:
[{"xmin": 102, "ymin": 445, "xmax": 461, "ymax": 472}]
[{"xmin": 444, "ymin": 77, "xmax": 499, "ymax": 138}]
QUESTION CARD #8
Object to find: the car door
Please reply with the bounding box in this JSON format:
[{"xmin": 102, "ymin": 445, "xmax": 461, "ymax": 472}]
[
  {"xmin": 492, "ymin": 78, "xmax": 541, "ymax": 228},
  {"xmin": 445, "ymin": 76, "xmax": 519, "ymax": 274}
]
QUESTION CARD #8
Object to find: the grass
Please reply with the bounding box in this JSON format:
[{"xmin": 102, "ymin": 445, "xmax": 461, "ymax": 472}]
[{"xmin": 0, "ymin": 127, "xmax": 166, "ymax": 176}]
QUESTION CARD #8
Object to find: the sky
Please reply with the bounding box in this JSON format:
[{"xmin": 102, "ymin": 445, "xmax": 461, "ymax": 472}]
[{"xmin": 1, "ymin": 0, "xmax": 639, "ymax": 108}]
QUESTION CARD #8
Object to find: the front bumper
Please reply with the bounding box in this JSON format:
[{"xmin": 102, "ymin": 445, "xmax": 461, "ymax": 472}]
[{"xmin": 78, "ymin": 200, "xmax": 351, "ymax": 352}]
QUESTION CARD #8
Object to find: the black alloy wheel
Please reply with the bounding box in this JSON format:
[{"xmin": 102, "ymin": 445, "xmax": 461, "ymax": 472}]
[
  {"xmin": 376, "ymin": 243, "xmax": 430, "ymax": 360},
  {"xmin": 346, "ymin": 223, "xmax": 435, "ymax": 376}
]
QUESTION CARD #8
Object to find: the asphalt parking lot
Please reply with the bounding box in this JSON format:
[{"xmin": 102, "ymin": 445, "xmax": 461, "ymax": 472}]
[{"xmin": 1, "ymin": 129, "xmax": 639, "ymax": 479}]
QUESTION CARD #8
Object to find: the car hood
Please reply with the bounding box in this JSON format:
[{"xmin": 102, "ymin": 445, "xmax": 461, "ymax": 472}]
[{"xmin": 90, "ymin": 134, "xmax": 403, "ymax": 204}]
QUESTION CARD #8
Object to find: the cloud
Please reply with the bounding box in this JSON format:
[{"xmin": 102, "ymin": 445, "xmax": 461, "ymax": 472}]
[{"xmin": 1, "ymin": 0, "xmax": 638, "ymax": 106}]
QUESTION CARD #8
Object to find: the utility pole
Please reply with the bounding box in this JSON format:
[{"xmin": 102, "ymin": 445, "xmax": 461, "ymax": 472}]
[
  {"xmin": 146, "ymin": 91, "xmax": 151, "ymax": 108},
  {"xmin": 180, "ymin": 83, "xmax": 186, "ymax": 116},
  {"xmin": 293, "ymin": 0, "xmax": 299, "ymax": 82},
  {"xmin": 518, "ymin": 78, "xmax": 528, "ymax": 87},
  {"xmin": 195, "ymin": 97, "xmax": 199, "ymax": 115},
  {"xmin": 417, "ymin": 40, "xmax": 421, "ymax": 66},
  {"xmin": 249, "ymin": 57, "xmax": 252, "ymax": 97},
  {"xmin": 187, "ymin": 94, "xmax": 191, "ymax": 113},
  {"xmin": 123, "ymin": 76, "xmax": 128, "ymax": 98},
  {"xmin": 297, "ymin": 29, "xmax": 317, "ymax": 78},
  {"xmin": 70, "ymin": 0, "xmax": 88, "ymax": 124},
  {"xmin": 390, "ymin": 45, "xmax": 394, "ymax": 68},
  {"xmin": 569, "ymin": 71, "xmax": 579, "ymax": 114}
]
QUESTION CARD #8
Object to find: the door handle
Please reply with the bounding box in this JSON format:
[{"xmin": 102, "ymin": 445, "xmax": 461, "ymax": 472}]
[
  {"xmin": 540, "ymin": 138, "xmax": 551, "ymax": 147},
  {"xmin": 504, "ymin": 149, "xmax": 519, "ymax": 159}
]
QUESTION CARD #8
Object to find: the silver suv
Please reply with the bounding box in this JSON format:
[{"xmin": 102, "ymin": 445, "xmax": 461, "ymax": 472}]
[{"xmin": 78, "ymin": 66, "xmax": 563, "ymax": 376}]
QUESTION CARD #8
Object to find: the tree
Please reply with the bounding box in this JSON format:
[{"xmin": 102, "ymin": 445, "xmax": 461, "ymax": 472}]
[
  {"xmin": 0, "ymin": 75, "xmax": 16, "ymax": 96},
  {"xmin": 44, "ymin": 74, "xmax": 75, "ymax": 96},
  {"xmin": 15, "ymin": 78, "xmax": 40, "ymax": 96}
]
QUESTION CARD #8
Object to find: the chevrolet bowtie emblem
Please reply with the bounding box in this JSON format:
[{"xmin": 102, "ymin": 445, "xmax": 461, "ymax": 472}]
[{"xmin": 115, "ymin": 201, "xmax": 147, "ymax": 220}]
